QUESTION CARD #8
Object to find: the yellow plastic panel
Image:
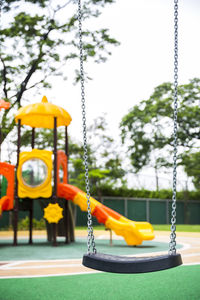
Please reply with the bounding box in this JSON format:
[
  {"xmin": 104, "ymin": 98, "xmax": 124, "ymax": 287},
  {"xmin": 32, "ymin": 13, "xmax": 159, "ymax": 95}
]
[
  {"xmin": 15, "ymin": 96, "xmax": 72, "ymax": 129},
  {"xmin": 73, "ymin": 192, "xmax": 100, "ymax": 213},
  {"xmin": 105, "ymin": 217, "xmax": 144, "ymax": 246},
  {"xmin": 17, "ymin": 149, "xmax": 53, "ymax": 198},
  {"xmin": 44, "ymin": 203, "xmax": 63, "ymax": 223}
]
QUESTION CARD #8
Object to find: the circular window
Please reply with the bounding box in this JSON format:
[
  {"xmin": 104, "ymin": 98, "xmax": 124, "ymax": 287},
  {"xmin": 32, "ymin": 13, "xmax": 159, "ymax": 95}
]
[{"xmin": 21, "ymin": 158, "xmax": 48, "ymax": 187}]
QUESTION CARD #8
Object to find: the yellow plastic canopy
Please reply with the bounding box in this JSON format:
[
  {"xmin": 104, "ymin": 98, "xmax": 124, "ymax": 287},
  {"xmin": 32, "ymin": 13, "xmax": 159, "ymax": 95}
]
[{"xmin": 15, "ymin": 96, "xmax": 72, "ymax": 128}]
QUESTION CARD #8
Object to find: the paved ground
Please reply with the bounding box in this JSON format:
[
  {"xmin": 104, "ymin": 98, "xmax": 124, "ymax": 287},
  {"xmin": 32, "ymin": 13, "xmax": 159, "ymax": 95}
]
[{"xmin": 0, "ymin": 230, "xmax": 199, "ymax": 278}]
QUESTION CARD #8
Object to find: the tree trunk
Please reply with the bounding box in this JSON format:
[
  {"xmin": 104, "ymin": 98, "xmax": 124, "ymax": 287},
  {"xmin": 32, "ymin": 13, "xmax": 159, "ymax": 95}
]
[{"xmin": 155, "ymin": 166, "xmax": 159, "ymax": 191}]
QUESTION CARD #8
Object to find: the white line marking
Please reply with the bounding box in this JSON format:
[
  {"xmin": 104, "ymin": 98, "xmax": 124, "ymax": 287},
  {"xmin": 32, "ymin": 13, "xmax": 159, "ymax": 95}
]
[
  {"xmin": 182, "ymin": 252, "xmax": 200, "ymax": 258},
  {"xmin": 0, "ymin": 264, "xmax": 200, "ymax": 279},
  {"xmin": 0, "ymin": 235, "xmax": 199, "ymax": 279},
  {"xmin": 0, "ymin": 261, "xmax": 22, "ymax": 268},
  {"xmin": 1, "ymin": 263, "xmax": 83, "ymax": 270},
  {"xmin": 0, "ymin": 270, "xmax": 101, "ymax": 279},
  {"xmin": 0, "ymin": 258, "xmax": 82, "ymax": 264},
  {"xmin": 183, "ymin": 262, "xmax": 200, "ymax": 266},
  {"xmin": 178, "ymin": 242, "xmax": 191, "ymax": 251}
]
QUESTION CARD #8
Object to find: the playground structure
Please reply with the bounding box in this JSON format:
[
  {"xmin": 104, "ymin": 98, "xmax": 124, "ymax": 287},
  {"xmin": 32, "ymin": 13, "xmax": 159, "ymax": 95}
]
[
  {"xmin": 0, "ymin": 162, "xmax": 15, "ymax": 216},
  {"xmin": 0, "ymin": 100, "xmax": 14, "ymax": 217},
  {"xmin": 0, "ymin": 96, "xmax": 154, "ymax": 246}
]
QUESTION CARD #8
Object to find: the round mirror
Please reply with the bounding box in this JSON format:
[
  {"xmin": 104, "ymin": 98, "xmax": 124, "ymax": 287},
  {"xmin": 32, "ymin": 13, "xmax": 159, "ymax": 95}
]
[{"xmin": 21, "ymin": 158, "xmax": 48, "ymax": 187}]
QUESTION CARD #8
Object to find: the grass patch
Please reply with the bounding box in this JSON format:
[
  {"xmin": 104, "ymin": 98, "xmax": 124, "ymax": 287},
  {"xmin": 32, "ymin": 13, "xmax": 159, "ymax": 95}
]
[
  {"xmin": 76, "ymin": 224, "xmax": 200, "ymax": 232},
  {"xmin": 153, "ymin": 224, "xmax": 200, "ymax": 232},
  {"xmin": 76, "ymin": 225, "xmax": 105, "ymax": 231},
  {"xmin": 1, "ymin": 223, "xmax": 200, "ymax": 233}
]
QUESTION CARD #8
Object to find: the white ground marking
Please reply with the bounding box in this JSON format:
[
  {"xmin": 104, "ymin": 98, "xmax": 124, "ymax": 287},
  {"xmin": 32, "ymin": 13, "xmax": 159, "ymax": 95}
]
[
  {"xmin": 0, "ymin": 234, "xmax": 199, "ymax": 279},
  {"xmin": 0, "ymin": 270, "xmax": 101, "ymax": 279},
  {"xmin": 0, "ymin": 263, "xmax": 83, "ymax": 270}
]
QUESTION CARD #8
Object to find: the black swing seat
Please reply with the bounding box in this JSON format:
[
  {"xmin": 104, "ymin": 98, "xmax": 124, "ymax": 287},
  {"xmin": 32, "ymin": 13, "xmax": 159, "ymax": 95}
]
[{"xmin": 82, "ymin": 252, "xmax": 182, "ymax": 274}]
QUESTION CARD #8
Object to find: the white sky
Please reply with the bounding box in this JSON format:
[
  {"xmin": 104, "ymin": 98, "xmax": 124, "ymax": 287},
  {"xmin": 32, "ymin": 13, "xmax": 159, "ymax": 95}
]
[
  {"xmin": 48, "ymin": 0, "xmax": 200, "ymax": 190},
  {"xmin": 46, "ymin": 0, "xmax": 200, "ymax": 143},
  {"xmin": 3, "ymin": 0, "xmax": 200, "ymax": 190}
]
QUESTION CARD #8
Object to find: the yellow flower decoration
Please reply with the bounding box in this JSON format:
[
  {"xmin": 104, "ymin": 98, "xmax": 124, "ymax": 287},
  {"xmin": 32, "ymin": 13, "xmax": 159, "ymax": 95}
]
[{"xmin": 43, "ymin": 203, "xmax": 63, "ymax": 224}]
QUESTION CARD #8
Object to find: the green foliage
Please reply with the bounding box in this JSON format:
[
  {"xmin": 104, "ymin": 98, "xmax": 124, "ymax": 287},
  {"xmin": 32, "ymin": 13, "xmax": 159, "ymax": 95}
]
[
  {"xmin": 182, "ymin": 152, "xmax": 200, "ymax": 190},
  {"xmin": 120, "ymin": 78, "xmax": 200, "ymax": 189},
  {"xmin": 3, "ymin": 1, "xmax": 48, "ymax": 11},
  {"xmin": 0, "ymin": 0, "xmax": 119, "ymax": 146},
  {"xmin": 0, "ymin": 175, "xmax": 7, "ymax": 198},
  {"xmin": 13, "ymin": 127, "xmax": 66, "ymax": 150},
  {"xmin": 69, "ymin": 116, "xmax": 126, "ymax": 194},
  {"xmin": 97, "ymin": 185, "xmax": 200, "ymax": 200},
  {"xmin": 18, "ymin": 216, "xmax": 46, "ymax": 230}
]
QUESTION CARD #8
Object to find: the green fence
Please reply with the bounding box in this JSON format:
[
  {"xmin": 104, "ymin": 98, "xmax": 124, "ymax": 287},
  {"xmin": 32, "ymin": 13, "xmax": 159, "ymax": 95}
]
[
  {"xmin": 0, "ymin": 197, "xmax": 200, "ymax": 229},
  {"xmin": 75, "ymin": 197, "xmax": 200, "ymax": 226}
]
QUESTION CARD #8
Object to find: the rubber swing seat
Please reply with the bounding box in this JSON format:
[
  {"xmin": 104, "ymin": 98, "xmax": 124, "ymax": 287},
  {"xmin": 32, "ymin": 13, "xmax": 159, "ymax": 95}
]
[{"xmin": 82, "ymin": 252, "xmax": 182, "ymax": 274}]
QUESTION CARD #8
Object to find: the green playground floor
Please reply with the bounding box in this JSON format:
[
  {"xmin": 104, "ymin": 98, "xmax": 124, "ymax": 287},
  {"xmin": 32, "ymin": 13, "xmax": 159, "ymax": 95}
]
[
  {"xmin": 0, "ymin": 265, "xmax": 200, "ymax": 300},
  {"xmin": 0, "ymin": 232, "xmax": 199, "ymax": 299},
  {"xmin": 0, "ymin": 237, "xmax": 180, "ymax": 261}
]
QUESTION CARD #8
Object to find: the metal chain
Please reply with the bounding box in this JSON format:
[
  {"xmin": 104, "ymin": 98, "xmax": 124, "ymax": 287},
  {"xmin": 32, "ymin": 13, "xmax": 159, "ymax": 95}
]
[
  {"xmin": 169, "ymin": 0, "xmax": 178, "ymax": 255},
  {"xmin": 78, "ymin": 0, "xmax": 178, "ymax": 255},
  {"xmin": 77, "ymin": 0, "xmax": 96, "ymax": 254}
]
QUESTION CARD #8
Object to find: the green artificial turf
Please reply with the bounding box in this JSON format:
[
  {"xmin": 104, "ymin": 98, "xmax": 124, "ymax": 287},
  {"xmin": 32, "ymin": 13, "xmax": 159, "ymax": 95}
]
[
  {"xmin": 0, "ymin": 265, "xmax": 200, "ymax": 300},
  {"xmin": 76, "ymin": 224, "xmax": 200, "ymax": 232},
  {"xmin": 152, "ymin": 224, "xmax": 200, "ymax": 232}
]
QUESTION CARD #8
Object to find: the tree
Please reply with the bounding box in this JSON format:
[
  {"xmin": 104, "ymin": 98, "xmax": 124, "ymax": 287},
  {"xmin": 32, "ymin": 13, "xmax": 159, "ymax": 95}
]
[
  {"xmin": 0, "ymin": 0, "xmax": 119, "ymax": 146},
  {"xmin": 12, "ymin": 126, "xmax": 66, "ymax": 150},
  {"xmin": 69, "ymin": 116, "xmax": 126, "ymax": 197},
  {"xmin": 14, "ymin": 115, "xmax": 126, "ymax": 195},
  {"xmin": 120, "ymin": 78, "xmax": 200, "ymax": 189},
  {"xmin": 182, "ymin": 152, "xmax": 200, "ymax": 190}
]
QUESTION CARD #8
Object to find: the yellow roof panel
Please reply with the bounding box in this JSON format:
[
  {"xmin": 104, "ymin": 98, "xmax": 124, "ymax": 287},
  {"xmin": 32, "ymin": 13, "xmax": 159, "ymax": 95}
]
[{"xmin": 15, "ymin": 96, "xmax": 72, "ymax": 128}]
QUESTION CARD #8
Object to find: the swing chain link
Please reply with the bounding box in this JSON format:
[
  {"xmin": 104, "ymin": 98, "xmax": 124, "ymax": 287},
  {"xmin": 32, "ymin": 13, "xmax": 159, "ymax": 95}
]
[
  {"xmin": 78, "ymin": 0, "xmax": 178, "ymax": 255},
  {"xmin": 169, "ymin": 0, "xmax": 178, "ymax": 255},
  {"xmin": 78, "ymin": 0, "xmax": 97, "ymax": 255}
]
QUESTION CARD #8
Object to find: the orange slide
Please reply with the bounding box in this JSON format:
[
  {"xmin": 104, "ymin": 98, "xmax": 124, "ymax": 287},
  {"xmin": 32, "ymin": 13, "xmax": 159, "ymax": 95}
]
[
  {"xmin": 0, "ymin": 162, "xmax": 15, "ymax": 216},
  {"xmin": 58, "ymin": 183, "xmax": 155, "ymax": 246}
]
